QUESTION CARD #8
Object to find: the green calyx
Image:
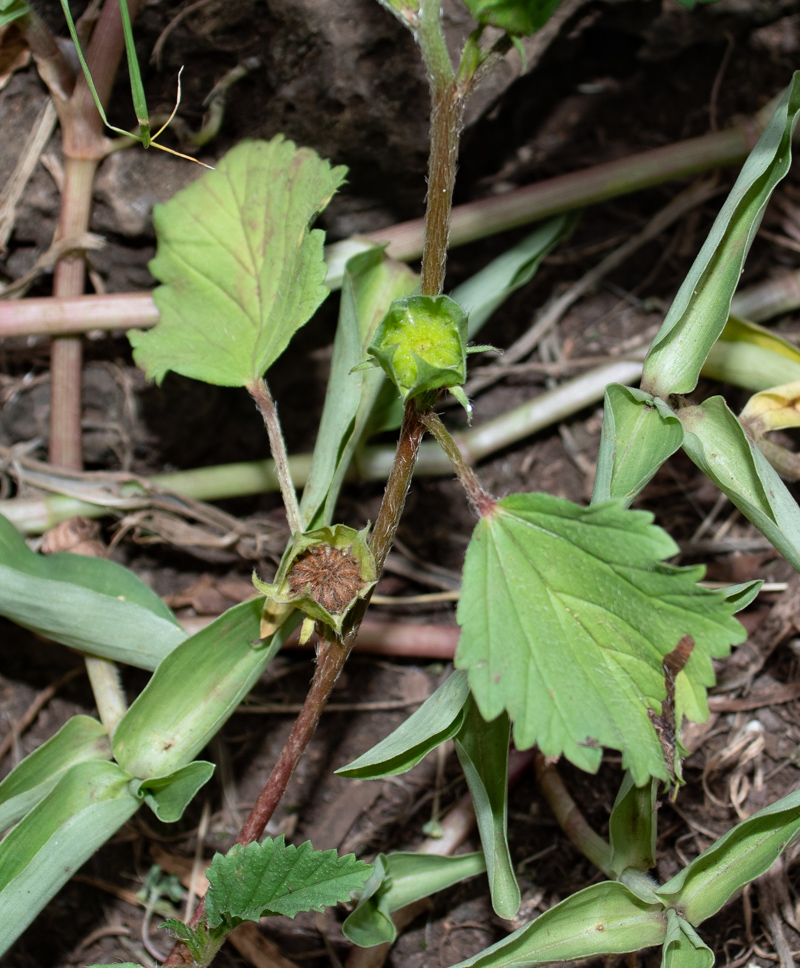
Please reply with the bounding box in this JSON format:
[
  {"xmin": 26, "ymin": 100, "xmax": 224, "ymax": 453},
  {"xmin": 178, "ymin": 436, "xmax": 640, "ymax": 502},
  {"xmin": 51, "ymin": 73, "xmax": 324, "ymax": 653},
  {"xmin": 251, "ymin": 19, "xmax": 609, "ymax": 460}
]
[
  {"xmin": 360, "ymin": 295, "xmax": 470, "ymax": 406},
  {"xmin": 252, "ymin": 524, "xmax": 377, "ymax": 637}
]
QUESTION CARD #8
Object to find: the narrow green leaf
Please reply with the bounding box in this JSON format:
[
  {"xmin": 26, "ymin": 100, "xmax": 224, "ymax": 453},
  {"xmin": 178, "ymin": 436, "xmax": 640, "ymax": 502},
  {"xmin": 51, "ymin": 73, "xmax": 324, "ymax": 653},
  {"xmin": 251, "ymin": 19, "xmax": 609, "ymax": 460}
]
[
  {"xmin": 456, "ymin": 495, "xmax": 747, "ymax": 783},
  {"xmin": 608, "ymin": 773, "xmax": 657, "ymax": 878},
  {"xmin": 0, "ymin": 715, "xmax": 111, "ymax": 832},
  {"xmin": 129, "ymin": 761, "xmax": 215, "ymax": 822},
  {"xmin": 300, "ymin": 247, "xmax": 417, "ymax": 529},
  {"xmin": 336, "ymin": 670, "xmax": 470, "ymax": 779},
  {"xmin": 448, "ymin": 881, "xmax": 667, "ymax": 968},
  {"xmin": 678, "ymin": 395, "xmax": 800, "ymax": 572},
  {"xmin": 113, "ymin": 598, "xmax": 293, "ymax": 779},
  {"xmin": 0, "ymin": 761, "xmax": 139, "ymax": 954},
  {"xmin": 0, "ymin": 513, "xmax": 186, "ymax": 671},
  {"xmin": 129, "ymin": 138, "xmax": 347, "ymax": 387},
  {"xmin": 343, "ymin": 852, "xmax": 486, "ymax": 947},
  {"xmin": 0, "ymin": 0, "xmax": 28, "ymax": 25},
  {"xmin": 454, "ymin": 699, "xmax": 519, "ymax": 919},
  {"xmin": 205, "ymin": 836, "xmax": 372, "ymax": 927},
  {"xmin": 593, "ymin": 386, "xmax": 684, "ymax": 505},
  {"xmin": 642, "ymin": 73, "xmax": 800, "ymax": 398},
  {"xmin": 703, "ymin": 317, "xmax": 800, "ymax": 392},
  {"xmin": 451, "ymin": 216, "xmax": 577, "ymax": 340},
  {"xmin": 661, "ymin": 910, "xmax": 714, "ymax": 968},
  {"xmin": 656, "ymin": 787, "xmax": 800, "ymax": 925}
]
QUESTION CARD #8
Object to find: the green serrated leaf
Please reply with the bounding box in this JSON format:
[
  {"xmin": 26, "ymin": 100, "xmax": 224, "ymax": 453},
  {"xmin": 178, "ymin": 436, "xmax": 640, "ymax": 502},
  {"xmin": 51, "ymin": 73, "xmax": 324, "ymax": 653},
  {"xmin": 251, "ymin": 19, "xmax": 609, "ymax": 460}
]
[
  {"xmin": 206, "ymin": 836, "xmax": 372, "ymax": 927},
  {"xmin": 343, "ymin": 852, "xmax": 486, "ymax": 947},
  {"xmin": 0, "ymin": 513, "xmax": 186, "ymax": 671},
  {"xmin": 661, "ymin": 910, "xmax": 714, "ymax": 968},
  {"xmin": 448, "ymin": 880, "xmax": 667, "ymax": 968},
  {"xmin": 129, "ymin": 761, "xmax": 215, "ymax": 822},
  {"xmin": 456, "ymin": 494, "xmax": 747, "ymax": 784},
  {"xmin": 642, "ymin": 73, "xmax": 800, "ymax": 398},
  {"xmin": 454, "ymin": 699, "xmax": 519, "ymax": 919},
  {"xmin": 129, "ymin": 137, "xmax": 347, "ymax": 387},
  {"xmin": 336, "ymin": 670, "xmax": 470, "ymax": 779},
  {"xmin": 0, "ymin": 715, "xmax": 111, "ymax": 832},
  {"xmin": 592, "ymin": 385, "xmax": 684, "ymax": 505},
  {"xmin": 656, "ymin": 787, "xmax": 800, "ymax": 925}
]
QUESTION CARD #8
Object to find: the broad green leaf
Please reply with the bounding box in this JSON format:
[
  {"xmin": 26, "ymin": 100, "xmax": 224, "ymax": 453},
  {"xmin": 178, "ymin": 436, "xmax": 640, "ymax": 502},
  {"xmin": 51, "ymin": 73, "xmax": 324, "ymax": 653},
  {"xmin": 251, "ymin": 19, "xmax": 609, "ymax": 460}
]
[
  {"xmin": 129, "ymin": 761, "xmax": 215, "ymax": 822},
  {"xmin": 678, "ymin": 396, "xmax": 800, "ymax": 571},
  {"xmin": 642, "ymin": 73, "xmax": 800, "ymax": 398},
  {"xmin": 462, "ymin": 0, "xmax": 561, "ymax": 35},
  {"xmin": 114, "ymin": 598, "xmax": 294, "ymax": 779},
  {"xmin": 451, "ymin": 216, "xmax": 577, "ymax": 340},
  {"xmin": 343, "ymin": 852, "xmax": 486, "ymax": 947},
  {"xmin": 456, "ymin": 495, "xmax": 747, "ymax": 783},
  {"xmin": 300, "ymin": 247, "xmax": 417, "ymax": 529},
  {"xmin": 336, "ymin": 670, "xmax": 470, "ymax": 779},
  {"xmin": 129, "ymin": 138, "xmax": 347, "ymax": 387},
  {"xmin": 0, "ymin": 715, "xmax": 111, "ymax": 832},
  {"xmin": 448, "ymin": 880, "xmax": 667, "ymax": 968},
  {"xmin": 592, "ymin": 386, "xmax": 683, "ymax": 505},
  {"xmin": 703, "ymin": 317, "xmax": 800, "ymax": 392},
  {"xmin": 656, "ymin": 787, "xmax": 800, "ymax": 925},
  {"xmin": 454, "ymin": 699, "xmax": 519, "ymax": 919},
  {"xmin": 205, "ymin": 836, "xmax": 372, "ymax": 927},
  {"xmin": 0, "ymin": 512, "xmax": 186, "ymax": 671},
  {"xmin": 608, "ymin": 773, "xmax": 657, "ymax": 879},
  {"xmin": 0, "ymin": 761, "xmax": 139, "ymax": 954},
  {"xmin": 661, "ymin": 910, "xmax": 714, "ymax": 968}
]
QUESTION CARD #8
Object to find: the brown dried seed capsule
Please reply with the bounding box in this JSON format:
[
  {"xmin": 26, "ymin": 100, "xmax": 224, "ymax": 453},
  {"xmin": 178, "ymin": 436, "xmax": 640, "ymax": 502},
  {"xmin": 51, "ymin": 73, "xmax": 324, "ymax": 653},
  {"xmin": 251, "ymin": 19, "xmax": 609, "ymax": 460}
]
[{"xmin": 287, "ymin": 545, "xmax": 364, "ymax": 614}]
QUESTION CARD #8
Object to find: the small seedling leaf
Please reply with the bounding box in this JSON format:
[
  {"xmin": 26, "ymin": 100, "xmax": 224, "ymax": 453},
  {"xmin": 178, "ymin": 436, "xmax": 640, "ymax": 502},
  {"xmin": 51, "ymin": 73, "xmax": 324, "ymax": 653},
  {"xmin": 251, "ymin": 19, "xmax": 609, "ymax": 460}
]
[
  {"xmin": 336, "ymin": 670, "xmax": 470, "ymax": 779},
  {"xmin": 593, "ymin": 385, "xmax": 684, "ymax": 505},
  {"xmin": 454, "ymin": 698, "xmax": 519, "ymax": 919},
  {"xmin": 129, "ymin": 761, "xmax": 215, "ymax": 822},
  {"xmin": 456, "ymin": 494, "xmax": 748, "ymax": 784},
  {"xmin": 656, "ymin": 787, "xmax": 800, "ymax": 925},
  {"xmin": 0, "ymin": 512, "xmax": 186, "ymax": 671},
  {"xmin": 448, "ymin": 880, "xmax": 667, "ymax": 968},
  {"xmin": 642, "ymin": 73, "xmax": 800, "ymax": 398},
  {"xmin": 0, "ymin": 0, "xmax": 28, "ymax": 25},
  {"xmin": 679, "ymin": 395, "xmax": 800, "ymax": 572},
  {"xmin": 343, "ymin": 852, "xmax": 486, "ymax": 947},
  {"xmin": 0, "ymin": 761, "xmax": 139, "ymax": 953},
  {"xmin": 660, "ymin": 910, "xmax": 714, "ymax": 968},
  {"xmin": 130, "ymin": 138, "xmax": 347, "ymax": 387},
  {"xmin": 0, "ymin": 715, "xmax": 111, "ymax": 833},
  {"xmin": 205, "ymin": 836, "xmax": 372, "ymax": 927}
]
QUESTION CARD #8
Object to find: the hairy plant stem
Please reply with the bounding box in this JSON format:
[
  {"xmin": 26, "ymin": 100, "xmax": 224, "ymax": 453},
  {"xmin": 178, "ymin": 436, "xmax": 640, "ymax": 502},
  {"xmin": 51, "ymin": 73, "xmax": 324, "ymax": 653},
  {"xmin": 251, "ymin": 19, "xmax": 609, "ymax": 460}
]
[
  {"xmin": 421, "ymin": 410, "xmax": 495, "ymax": 516},
  {"xmin": 533, "ymin": 751, "xmax": 613, "ymax": 876},
  {"xmin": 248, "ymin": 379, "xmax": 302, "ymax": 534}
]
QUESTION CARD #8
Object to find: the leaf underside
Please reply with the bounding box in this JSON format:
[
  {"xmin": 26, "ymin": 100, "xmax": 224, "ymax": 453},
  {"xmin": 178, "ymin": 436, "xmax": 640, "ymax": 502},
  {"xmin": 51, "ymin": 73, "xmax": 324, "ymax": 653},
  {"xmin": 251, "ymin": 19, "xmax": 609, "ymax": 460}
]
[
  {"xmin": 456, "ymin": 494, "xmax": 746, "ymax": 784},
  {"xmin": 130, "ymin": 137, "xmax": 347, "ymax": 387}
]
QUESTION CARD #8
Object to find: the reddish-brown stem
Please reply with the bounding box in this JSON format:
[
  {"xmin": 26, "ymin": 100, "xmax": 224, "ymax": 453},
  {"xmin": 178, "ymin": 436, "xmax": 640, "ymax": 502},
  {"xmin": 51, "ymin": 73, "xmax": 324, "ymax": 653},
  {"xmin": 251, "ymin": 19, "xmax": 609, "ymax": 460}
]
[
  {"xmin": 49, "ymin": 158, "xmax": 98, "ymax": 470},
  {"xmin": 421, "ymin": 410, "xmax": 495, "ymax": 517},
  {"xmin": 247, "ymin": 379, "xmax": 302, "ymax": 533}
]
